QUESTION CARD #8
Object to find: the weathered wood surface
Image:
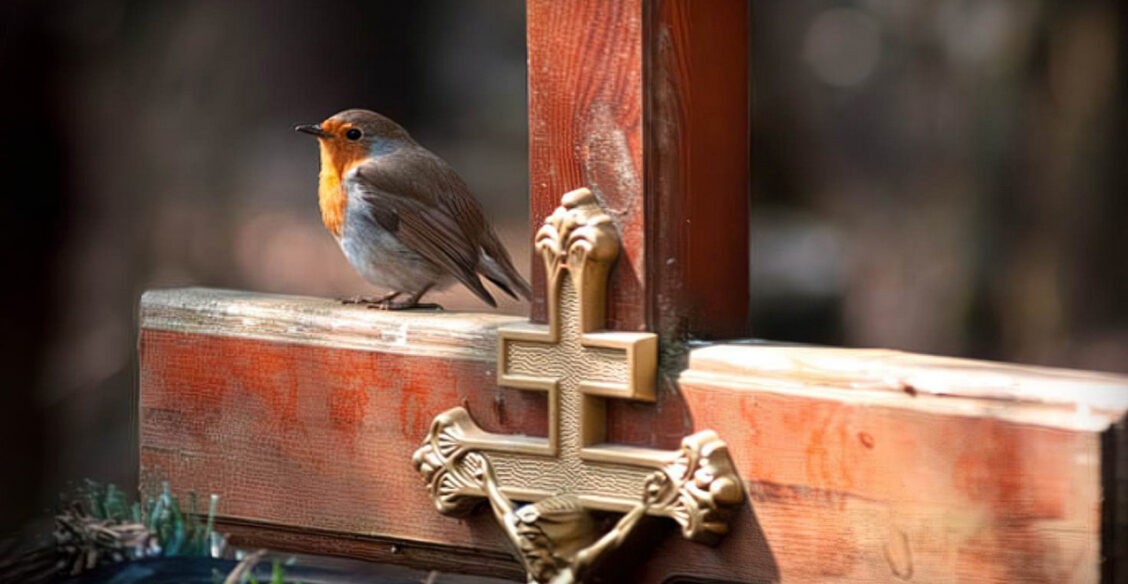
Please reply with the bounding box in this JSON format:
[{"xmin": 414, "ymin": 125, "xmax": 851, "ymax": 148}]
[
  {"xmin": 213, "ymin": 518, "xmax": 526, "ymax": 582},
  {"xmin": 139, "ymin": 289, "xmax": 1128, "ymax": 583},
  {"xmin": 527, "ymin": 0, "xmax": 749, "ymax": 340},
  {"xmin": 141, "ymin": 288, "xmax": 518, "ymax": 360},
  {"xmin": 668, "ymin": 345, "xmax": 1128, "ymax": 583}
]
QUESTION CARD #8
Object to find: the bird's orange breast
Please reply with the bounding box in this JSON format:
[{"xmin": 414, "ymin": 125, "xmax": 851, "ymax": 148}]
[{"xmin": 316, "ymin": 138, "xmax": 368, "ymax": 237}]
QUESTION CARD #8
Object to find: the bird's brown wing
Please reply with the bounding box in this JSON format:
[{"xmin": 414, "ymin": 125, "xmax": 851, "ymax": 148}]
[
  {"xmin": 350, "ymin": 158, "xmax": 497, "ymax": 307},
  {"xmin": 439, "ymin": 177, "xmax": 532, "ymax": 301},
  {"xmin": 419, "ymin": 156, "xmax": 533, "ymax": 301}
]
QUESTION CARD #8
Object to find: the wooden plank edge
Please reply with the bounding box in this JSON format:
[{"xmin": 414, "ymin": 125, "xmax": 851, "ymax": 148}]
[
  {"xmin": 140, "ymin": 287, "xmax": 522, "ymax": 362},
  {"xmin": 687, "ymin": 344, "xmax": 1128, "ymax": 430},
  {"xmin": 214, "ymin": 517, "xmax": 524, "ymax": 582},
  {"xmin": 1103, "ymin": 416, "xmax": 1127, "ymax": 582}
]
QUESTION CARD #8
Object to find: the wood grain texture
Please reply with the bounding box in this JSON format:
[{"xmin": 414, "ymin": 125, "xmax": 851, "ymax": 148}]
[
  {"xmin": 215, "ymin": 518, "xmax": 524, "ymax": 581},
  {"xmin": 527, "ymin": 0, "xmax": 645, "ymax": 332},
  {"xmin": 687, "ymin": 345, "xmax": 1128, "ymax": 425},
  {"xmin": 527, "ymin": 0, "xmax": 749, "ymax": 340},
  {"xmin": 668, "ymin": 345, "xmax": 1128, "ymax": 583},
  {"xmin": 141, "ymin": 288, "xmax": 518, "ymax": 361},
  {"xmin": 139, "ymin": 290, "xmax": 1128, "ymax": 583},
  {"xmin": 648, "ymin": 0, "xmax": 749, "ymax": 341}
]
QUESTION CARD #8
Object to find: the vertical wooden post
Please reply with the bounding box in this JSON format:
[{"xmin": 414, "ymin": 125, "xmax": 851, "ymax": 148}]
[{"xmin": 527, "ymin": 0, "xmax": 749, "ymax": 341}]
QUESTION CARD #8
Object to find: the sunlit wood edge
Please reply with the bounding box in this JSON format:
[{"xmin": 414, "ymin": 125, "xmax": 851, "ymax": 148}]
[
  {"xmin": 684, "ymin": 344, "xmax": 1128, "ymax": 431},
  {"xmin": 141, "ymin": 287, "xmax": 521, "ymax": 361}
]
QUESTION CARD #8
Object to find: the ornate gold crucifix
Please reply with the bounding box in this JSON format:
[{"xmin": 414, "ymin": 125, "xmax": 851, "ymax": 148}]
[{"xmin": 413, "ymin": 189, "xmax": 744, "ymax": 583}]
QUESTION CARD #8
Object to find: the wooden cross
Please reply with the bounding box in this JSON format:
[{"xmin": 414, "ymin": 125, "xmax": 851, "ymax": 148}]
[
  {"xmin": 138, "ymin": 1, "xmax": 1128, "ymax": 582},
  {"xmin": 525, "ymin": 0, "xmax": 749, "ymax": 340}
]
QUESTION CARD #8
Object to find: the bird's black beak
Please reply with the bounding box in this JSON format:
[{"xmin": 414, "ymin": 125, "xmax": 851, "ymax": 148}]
[{"xmin": 295, "ymin": 124, "xmax": 332, "ymax": 138}]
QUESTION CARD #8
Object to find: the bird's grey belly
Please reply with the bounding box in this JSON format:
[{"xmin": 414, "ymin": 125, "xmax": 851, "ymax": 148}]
[{"xmin": 338, "ymin": 212, "xmax": 448, "ymax": 293}]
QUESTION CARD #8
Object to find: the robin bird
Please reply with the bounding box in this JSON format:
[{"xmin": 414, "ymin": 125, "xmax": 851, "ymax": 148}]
[{"xmin": 296, "ymin": 109, "xmax": 531, "ymax": 310}]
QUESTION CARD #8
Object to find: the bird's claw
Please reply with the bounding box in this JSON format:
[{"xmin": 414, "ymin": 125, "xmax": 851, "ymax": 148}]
[
  {"xmin": 341, "ymin": 291, "xmax": 402, "ymax": 307},
  {"xmin": 366, "ymin": 301, "xmax": 444, "ymax": 311},
  {"xmin": 339, "ymin": 295, "xmax": 383, "ymax": 305}
]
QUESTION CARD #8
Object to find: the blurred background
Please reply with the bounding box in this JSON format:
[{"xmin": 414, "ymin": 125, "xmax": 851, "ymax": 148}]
[
  {"xmin": 0, "ymin": 0, "xmax": 1124, "ymax": 543},
  {"xmin": 750, "ymin": 0, "xmax": 1127, "ymax": 373}
]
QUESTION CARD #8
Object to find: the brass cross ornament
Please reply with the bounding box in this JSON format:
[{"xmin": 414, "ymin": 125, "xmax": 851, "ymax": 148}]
[{"xmin": 413, "ymin": 188, "xmax": 744, "ymax": 583}]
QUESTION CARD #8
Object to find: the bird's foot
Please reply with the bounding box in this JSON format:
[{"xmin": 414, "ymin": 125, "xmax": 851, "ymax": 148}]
[
  {"xmin": 340, "ymin": 295, "xmax": 378, "ymax": 305},
  {"xmin": 340, "ymin": 292, "xmax": 400, "ymax": 306},
  {"xmin": 366, "ymin": 300, "xmax": 444, "ymax": 311},
  {"xmin": 363, "ymin": 285, "xmax": 439, "ymax": 311}
]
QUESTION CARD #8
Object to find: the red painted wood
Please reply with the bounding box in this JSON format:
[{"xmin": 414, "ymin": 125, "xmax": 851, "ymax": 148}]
[
  {"xmin": 648, "ymin": 0, "xmax": 749, "ymax": 340},
  {"xmin": 525, "ymin": 0, "xmax": 750, "ymax": 453},
  {"xmin": 527, "ymin": 0, "xmax": 749, "ymax": 340},
  {"xmin": 527, "ymin": 0, "xmax": 646, "ymax": 332},
  {"xmin": 636, "ymin": 377, "xmax": 1109, "ymax": 583},
  {"xmin": 139, "ymin": 328, "xmax": 1121, "ymax": 582}
]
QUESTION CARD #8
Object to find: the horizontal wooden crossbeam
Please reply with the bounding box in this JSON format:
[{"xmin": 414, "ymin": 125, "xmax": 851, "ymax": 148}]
[{"xmin": 140, "ymin": 289, "xmax": 1127, "ymax": 582}]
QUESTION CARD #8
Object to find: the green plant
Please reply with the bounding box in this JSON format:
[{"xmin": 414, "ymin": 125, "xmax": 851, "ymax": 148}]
[{"xmin": 56, "ymin": 480, "xmax": 222, "ymax": 575}]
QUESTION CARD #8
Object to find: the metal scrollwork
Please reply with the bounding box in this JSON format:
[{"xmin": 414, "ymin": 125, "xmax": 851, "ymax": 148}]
[{"xmin": 411, "ymin": 189, "xmax": 744, "ymax": 583}]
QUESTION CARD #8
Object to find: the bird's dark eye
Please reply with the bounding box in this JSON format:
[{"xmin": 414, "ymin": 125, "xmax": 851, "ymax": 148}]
[{"xmin": 345, "ymin": 128, "xmax": 363, "ymax": 141}]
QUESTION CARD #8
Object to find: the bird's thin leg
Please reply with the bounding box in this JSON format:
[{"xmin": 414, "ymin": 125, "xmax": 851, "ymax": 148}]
[
  {"xmin": 341, "ymin": 291, "xmax": 401, "ymax": 305},
  {"xmin": 368, "ymin": 285, "xmax": 443, "ymax": 311}
]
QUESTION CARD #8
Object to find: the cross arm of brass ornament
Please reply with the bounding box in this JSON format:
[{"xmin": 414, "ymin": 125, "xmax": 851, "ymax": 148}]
[{"xmin": 411, "ymin": 189, "xmax": 744, "ymax": 583}]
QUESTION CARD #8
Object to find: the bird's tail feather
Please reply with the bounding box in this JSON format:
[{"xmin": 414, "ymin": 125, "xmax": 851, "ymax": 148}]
[
  {"xmin": 478, "ymin": 252, "xmax": 532, "ymax": 301},
  {"xmin": 464, "ymin": 275, "xmax": 498, "ymax": 307}
]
